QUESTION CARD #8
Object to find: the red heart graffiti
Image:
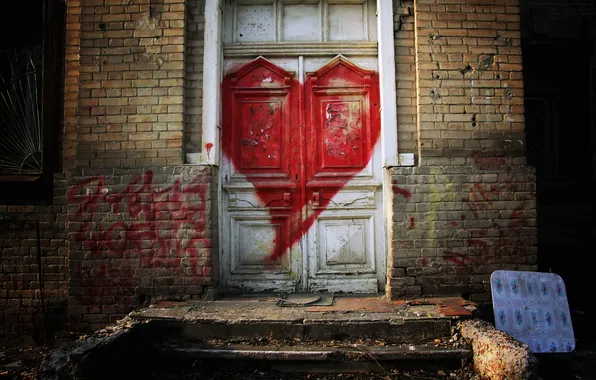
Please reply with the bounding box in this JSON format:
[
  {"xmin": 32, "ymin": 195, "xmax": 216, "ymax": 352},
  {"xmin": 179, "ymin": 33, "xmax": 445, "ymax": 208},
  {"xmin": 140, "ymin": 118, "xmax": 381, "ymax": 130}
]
[{"xmin": 221, "ymin": 57, "xmax": 380, "ymax": 262}]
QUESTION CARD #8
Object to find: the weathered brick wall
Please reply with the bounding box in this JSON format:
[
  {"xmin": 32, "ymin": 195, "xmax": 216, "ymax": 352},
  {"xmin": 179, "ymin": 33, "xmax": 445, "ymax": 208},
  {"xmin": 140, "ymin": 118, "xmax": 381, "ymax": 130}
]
[
  {"xmin": 394, "ymin": 1, "xmax": 418, "ymax": 155},
  {"xmin": 65, "ymin": 0, "xmax": 219, "ymax": 331},
  {"xmin": 414, "ymin": 0, "xmax": 525, "ymax": 162},
  {"xmin": 0, "ymin": 175, "xmax": 69, "ymax": 333},
  {"xmin": 386, "ymin": 0, "xmax": 537, "ymax": 301},
  {"xmin": 389, "ymin": 160, "xmax": 536, "ymax": 301},
  {"xmin": 64, "ymin": 0, "xmax": 82, "ymax": 170},
  {"xmin": 67, "ymin": 166, "xmax": 217, "ymax": 331},
  {"xmin": 77, "ymin": 0, "xmax": 186, "ymax": 167},
  {"xmin": 184, "ymin": 0, "xmax": 205, "ymax": 154}
]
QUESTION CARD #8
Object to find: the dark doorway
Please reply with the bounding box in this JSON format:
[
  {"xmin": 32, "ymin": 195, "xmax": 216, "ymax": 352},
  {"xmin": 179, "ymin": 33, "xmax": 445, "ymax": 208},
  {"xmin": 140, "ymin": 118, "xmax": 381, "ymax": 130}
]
[{"xmin": 522, "ymin": 7, "xmax": 596, "ymax": 341}]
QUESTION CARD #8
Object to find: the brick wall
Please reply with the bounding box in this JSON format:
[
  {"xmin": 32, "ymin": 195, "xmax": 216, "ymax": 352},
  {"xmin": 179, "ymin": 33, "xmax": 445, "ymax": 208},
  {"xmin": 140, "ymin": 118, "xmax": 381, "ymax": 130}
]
[
  {"xmin": 77, "ymin": 0, "xmax": 186, "ymax": 167},
  {"xmin": 64, "ymin": 0, "xmax": 219, "ymax": 331},
  {"xmin": 388, "ymin": 161, "xmax": 536, "ymax": 301},
  {"xmin": 414, "ymin": 0, "xmax": 525, "ymax": 162},
  {"xmin": 394, "ymin": 1, "xmax": 418, "ymax": 155},
  {"xmin": 386, "ymin": 0, "xmax": 537, "ymax": 301},
  {"xmin": 184, "ymin": 0, "xmax": 205, "ymax": 154},
  {"xmin": 0, "ymin": 175, "xmax": 69, "ymax": 333},
  {"xmin": 63, "ymin": 0, "xmax": 82, "ymax": 170},
  {"xmin": 66, "ymin": 166, "xmax": 217, "ymax": 331}
]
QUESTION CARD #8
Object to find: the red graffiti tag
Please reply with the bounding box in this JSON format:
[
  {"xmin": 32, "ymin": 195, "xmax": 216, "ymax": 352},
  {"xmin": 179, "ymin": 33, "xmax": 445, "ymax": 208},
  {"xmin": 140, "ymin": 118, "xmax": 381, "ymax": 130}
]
[
  {"xmin": 390, "ymin": 155, "xmax": 533, "ymax": 270},
  {"xmin": 442, "ymin": 156, "xmax": 532, "ymax": 267},
  {"xmin": 222, "ymin": 57, "xmax": 380, "ymax": 261},
  {"xmin": 67, "ymin": 170, "xmax": 210, "ymax": 277}
]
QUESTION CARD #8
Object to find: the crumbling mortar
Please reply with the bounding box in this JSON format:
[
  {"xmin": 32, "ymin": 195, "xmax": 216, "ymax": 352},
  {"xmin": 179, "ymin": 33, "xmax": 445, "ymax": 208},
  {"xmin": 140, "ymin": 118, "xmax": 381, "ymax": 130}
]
[{"xmin": 395, "ymin": 1, "xmax": 413, "ymax": 32}]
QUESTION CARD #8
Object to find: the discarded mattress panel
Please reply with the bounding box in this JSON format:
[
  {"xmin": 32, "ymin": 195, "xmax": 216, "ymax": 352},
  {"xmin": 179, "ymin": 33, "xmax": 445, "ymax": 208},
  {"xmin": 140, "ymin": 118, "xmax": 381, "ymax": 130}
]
[{"xmin": 491, "ymin": 270, "xmax": 575, "ymax": 353}]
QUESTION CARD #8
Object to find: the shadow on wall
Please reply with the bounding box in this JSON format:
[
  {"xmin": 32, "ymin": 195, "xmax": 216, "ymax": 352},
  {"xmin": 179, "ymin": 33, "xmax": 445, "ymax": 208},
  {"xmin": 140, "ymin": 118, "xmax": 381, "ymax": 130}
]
[{"xmin": 521, "ymin": 2, "xmax": 596, "ymax": 342}]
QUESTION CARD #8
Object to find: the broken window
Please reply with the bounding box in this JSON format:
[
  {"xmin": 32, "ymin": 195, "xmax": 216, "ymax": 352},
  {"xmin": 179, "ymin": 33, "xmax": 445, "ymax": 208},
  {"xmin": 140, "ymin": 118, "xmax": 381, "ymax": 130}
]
[
  {"xmin": 0, "ymin": 49, "xmax": 43, "ymax": 177},
  {"xmin": 0, "ymin": 0, "xmax": 65, "ymax": 202}
]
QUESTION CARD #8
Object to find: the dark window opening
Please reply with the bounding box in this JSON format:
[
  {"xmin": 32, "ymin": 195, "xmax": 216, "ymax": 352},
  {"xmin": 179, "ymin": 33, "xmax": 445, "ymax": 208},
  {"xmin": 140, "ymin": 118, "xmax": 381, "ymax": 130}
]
[{"xmin": 0, "ymin": 0, "xmax": 65, "ymax": 203}]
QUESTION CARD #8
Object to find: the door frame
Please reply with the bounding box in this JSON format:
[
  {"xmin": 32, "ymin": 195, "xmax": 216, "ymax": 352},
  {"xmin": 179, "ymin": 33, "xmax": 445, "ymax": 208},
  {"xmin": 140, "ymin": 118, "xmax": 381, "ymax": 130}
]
[{"xmin": 200, "ymin": 0, "xmax": 400, "ymax": 295}]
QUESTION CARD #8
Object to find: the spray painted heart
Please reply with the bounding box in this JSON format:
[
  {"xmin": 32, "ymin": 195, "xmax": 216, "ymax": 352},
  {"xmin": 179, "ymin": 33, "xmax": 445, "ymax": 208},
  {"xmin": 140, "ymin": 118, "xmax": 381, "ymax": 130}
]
[{"xmin": 222, "ymin": 57, "xmax": 380, "ymax": 261}]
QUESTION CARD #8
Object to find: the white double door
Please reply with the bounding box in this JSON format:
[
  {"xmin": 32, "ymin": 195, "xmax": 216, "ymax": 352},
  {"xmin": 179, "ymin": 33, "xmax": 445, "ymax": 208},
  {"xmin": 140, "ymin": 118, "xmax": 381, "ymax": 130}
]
[{"xmin": 220, "ymin": 55, "xmax": 385, "ymax": 294}]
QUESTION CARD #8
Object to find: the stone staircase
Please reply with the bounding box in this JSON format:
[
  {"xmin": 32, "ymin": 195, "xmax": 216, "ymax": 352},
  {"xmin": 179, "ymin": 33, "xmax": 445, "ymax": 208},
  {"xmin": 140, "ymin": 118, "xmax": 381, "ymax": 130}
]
[
  {"xmin": 133, "ymin": 296, "xmax": 476, "ymax": 374},
  {"xmin": 39, "ymin": 296, "xmax": 478, "ymax": 379}
]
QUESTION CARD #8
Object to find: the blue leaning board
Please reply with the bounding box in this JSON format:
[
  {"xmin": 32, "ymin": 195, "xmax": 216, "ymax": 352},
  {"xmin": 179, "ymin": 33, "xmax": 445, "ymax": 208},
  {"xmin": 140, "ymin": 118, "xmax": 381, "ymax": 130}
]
[{"xmin": 491, "ymin": 270, "xmax": 575, "ymax": 353}]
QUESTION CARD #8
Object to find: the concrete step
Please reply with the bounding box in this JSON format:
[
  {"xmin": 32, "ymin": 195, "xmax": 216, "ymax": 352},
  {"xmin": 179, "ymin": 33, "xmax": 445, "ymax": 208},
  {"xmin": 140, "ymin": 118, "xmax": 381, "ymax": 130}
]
[
  {"xmin": 131, "ymin": 296, "xmax": 476, "ymax": 343},
  {"xmin": 157, "ymin": 342, "xmax": 472, "ymax": 361},
  {"xmin": 155, "ymin": 341, "xmax": 473, "ymax": 373},
  {"xmin": 39, "ymin": 298, "xmax": 477, "ymax": 379},
  {"xmin": 151, "ymin": 317, "xmax": 453, "ymax": 342}
]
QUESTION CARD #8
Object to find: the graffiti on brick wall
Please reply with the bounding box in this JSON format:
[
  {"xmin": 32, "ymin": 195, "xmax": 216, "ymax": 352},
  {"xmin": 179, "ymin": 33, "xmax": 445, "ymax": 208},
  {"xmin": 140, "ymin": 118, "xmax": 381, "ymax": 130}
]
[
  {"xmin": 393, "ymin": 157, "xmax": 534, "ymax": 270},
  {"xmin": 67, "ymin": 170, "xmax": 211, "ymax": 298},
  {"xmin": 450, "ymin": 155, "xmax": 533, "ymax": 268}
]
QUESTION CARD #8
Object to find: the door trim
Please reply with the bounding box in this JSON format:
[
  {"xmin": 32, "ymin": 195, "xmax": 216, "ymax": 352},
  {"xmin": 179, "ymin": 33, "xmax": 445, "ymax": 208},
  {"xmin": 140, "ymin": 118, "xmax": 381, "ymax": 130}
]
[
  {"xmin": 201, "ymin": 0, "xmax": 400, "ymax": 295},
  {"xmin": 223, "ymin": 42, "xmax": 378, "ymax": 57},
  {"xmin": 200, "ymin": 0, "xmax": 399, "ymax": 167}
]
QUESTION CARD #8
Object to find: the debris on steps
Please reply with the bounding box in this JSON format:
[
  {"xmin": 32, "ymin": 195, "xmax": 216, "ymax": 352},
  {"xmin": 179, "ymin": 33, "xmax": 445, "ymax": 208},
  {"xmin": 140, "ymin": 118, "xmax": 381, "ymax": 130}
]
[
  {"xmin": 458, "ymin": 319, "xmax": 539, "ymax": 380},
  {"xmin": 37, "ymin": 314, "xmax": 475, "ymax": 379}
]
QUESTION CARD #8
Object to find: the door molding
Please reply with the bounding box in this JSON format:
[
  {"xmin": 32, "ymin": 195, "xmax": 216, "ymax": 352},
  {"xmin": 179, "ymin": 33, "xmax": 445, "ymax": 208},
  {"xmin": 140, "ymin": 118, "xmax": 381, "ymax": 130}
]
[
  {"xmin": 203, "ymin": 0, "xmax": 400, "ymax": 295},
  {"xmin": 200, "ymin": 0, "xmax": 398, "ymax": 167},
  {"xmin": 224, "ymin": 42, "xmax": 378, "ymax": 57}
]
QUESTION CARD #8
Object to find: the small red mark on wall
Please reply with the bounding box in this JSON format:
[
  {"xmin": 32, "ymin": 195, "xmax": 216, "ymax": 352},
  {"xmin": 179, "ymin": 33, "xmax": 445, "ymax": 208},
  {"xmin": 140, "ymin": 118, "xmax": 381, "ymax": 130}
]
[
  {"xmin": 391, "ymin": 180, "xmax": 412, "ymax": 200},
  {"xmin": 443, "ymin": 251, "xmax": 480, "ymax": 267},
  {"xmin": 205, "ymin": 143, "xmax": 213, "ymax": 160},
  {"xmin": 409, "ymin": 217, "xmax": 416, "ymax": 229},
  {"xmin": 392, "ymin": 185, "xmax": 412, "ymax": 200}
]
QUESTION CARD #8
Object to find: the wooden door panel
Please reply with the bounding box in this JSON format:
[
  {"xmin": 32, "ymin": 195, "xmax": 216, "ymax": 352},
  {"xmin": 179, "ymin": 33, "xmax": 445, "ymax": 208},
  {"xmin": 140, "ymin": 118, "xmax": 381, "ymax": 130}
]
[
  {"xmin": 235, "ymin": 99, "xmax": 284, "ymax": 171},
  {"xmin": 306, "ymin": 57, "xmax": 379, "ymax": 182},
  {"xmin": 314, "ymin": 214, "xmax": 376, "ymax": 273},
  {"xmin": 229, "ymin": 93, "xmax": 294, "ymax": 180},
  {"xmin": 222, "ymin": 58, "xmax": 301, "ymax": 292},
  {"xmin": 318, "ymin": 98, "xmax": 367, "ymax": 170},
  {"xmin": 304, "ymin": 56, "xmax": 383, "ymax": 293},
  {"xmin": 230, "ymin": 214, "xmax": 291, "ymax": 274}
]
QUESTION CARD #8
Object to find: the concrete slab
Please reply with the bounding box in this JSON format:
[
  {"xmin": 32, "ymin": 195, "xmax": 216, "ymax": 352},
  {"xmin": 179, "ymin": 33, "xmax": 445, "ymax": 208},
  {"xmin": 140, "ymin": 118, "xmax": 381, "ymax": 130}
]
[
  {"xmin": 157, "ymin": 342, "xmax": 473, "ymax": 361},
  {"xmin": 130, "ymin": 296, "xmax": 475, "ymax": 342},
  {"xmin": 39, "ymin": 299, "xmax": 477, "ymax": 379},
  {"xmin": 139, "ymin": 295, "xmax": 474, "ymax": 319}
]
